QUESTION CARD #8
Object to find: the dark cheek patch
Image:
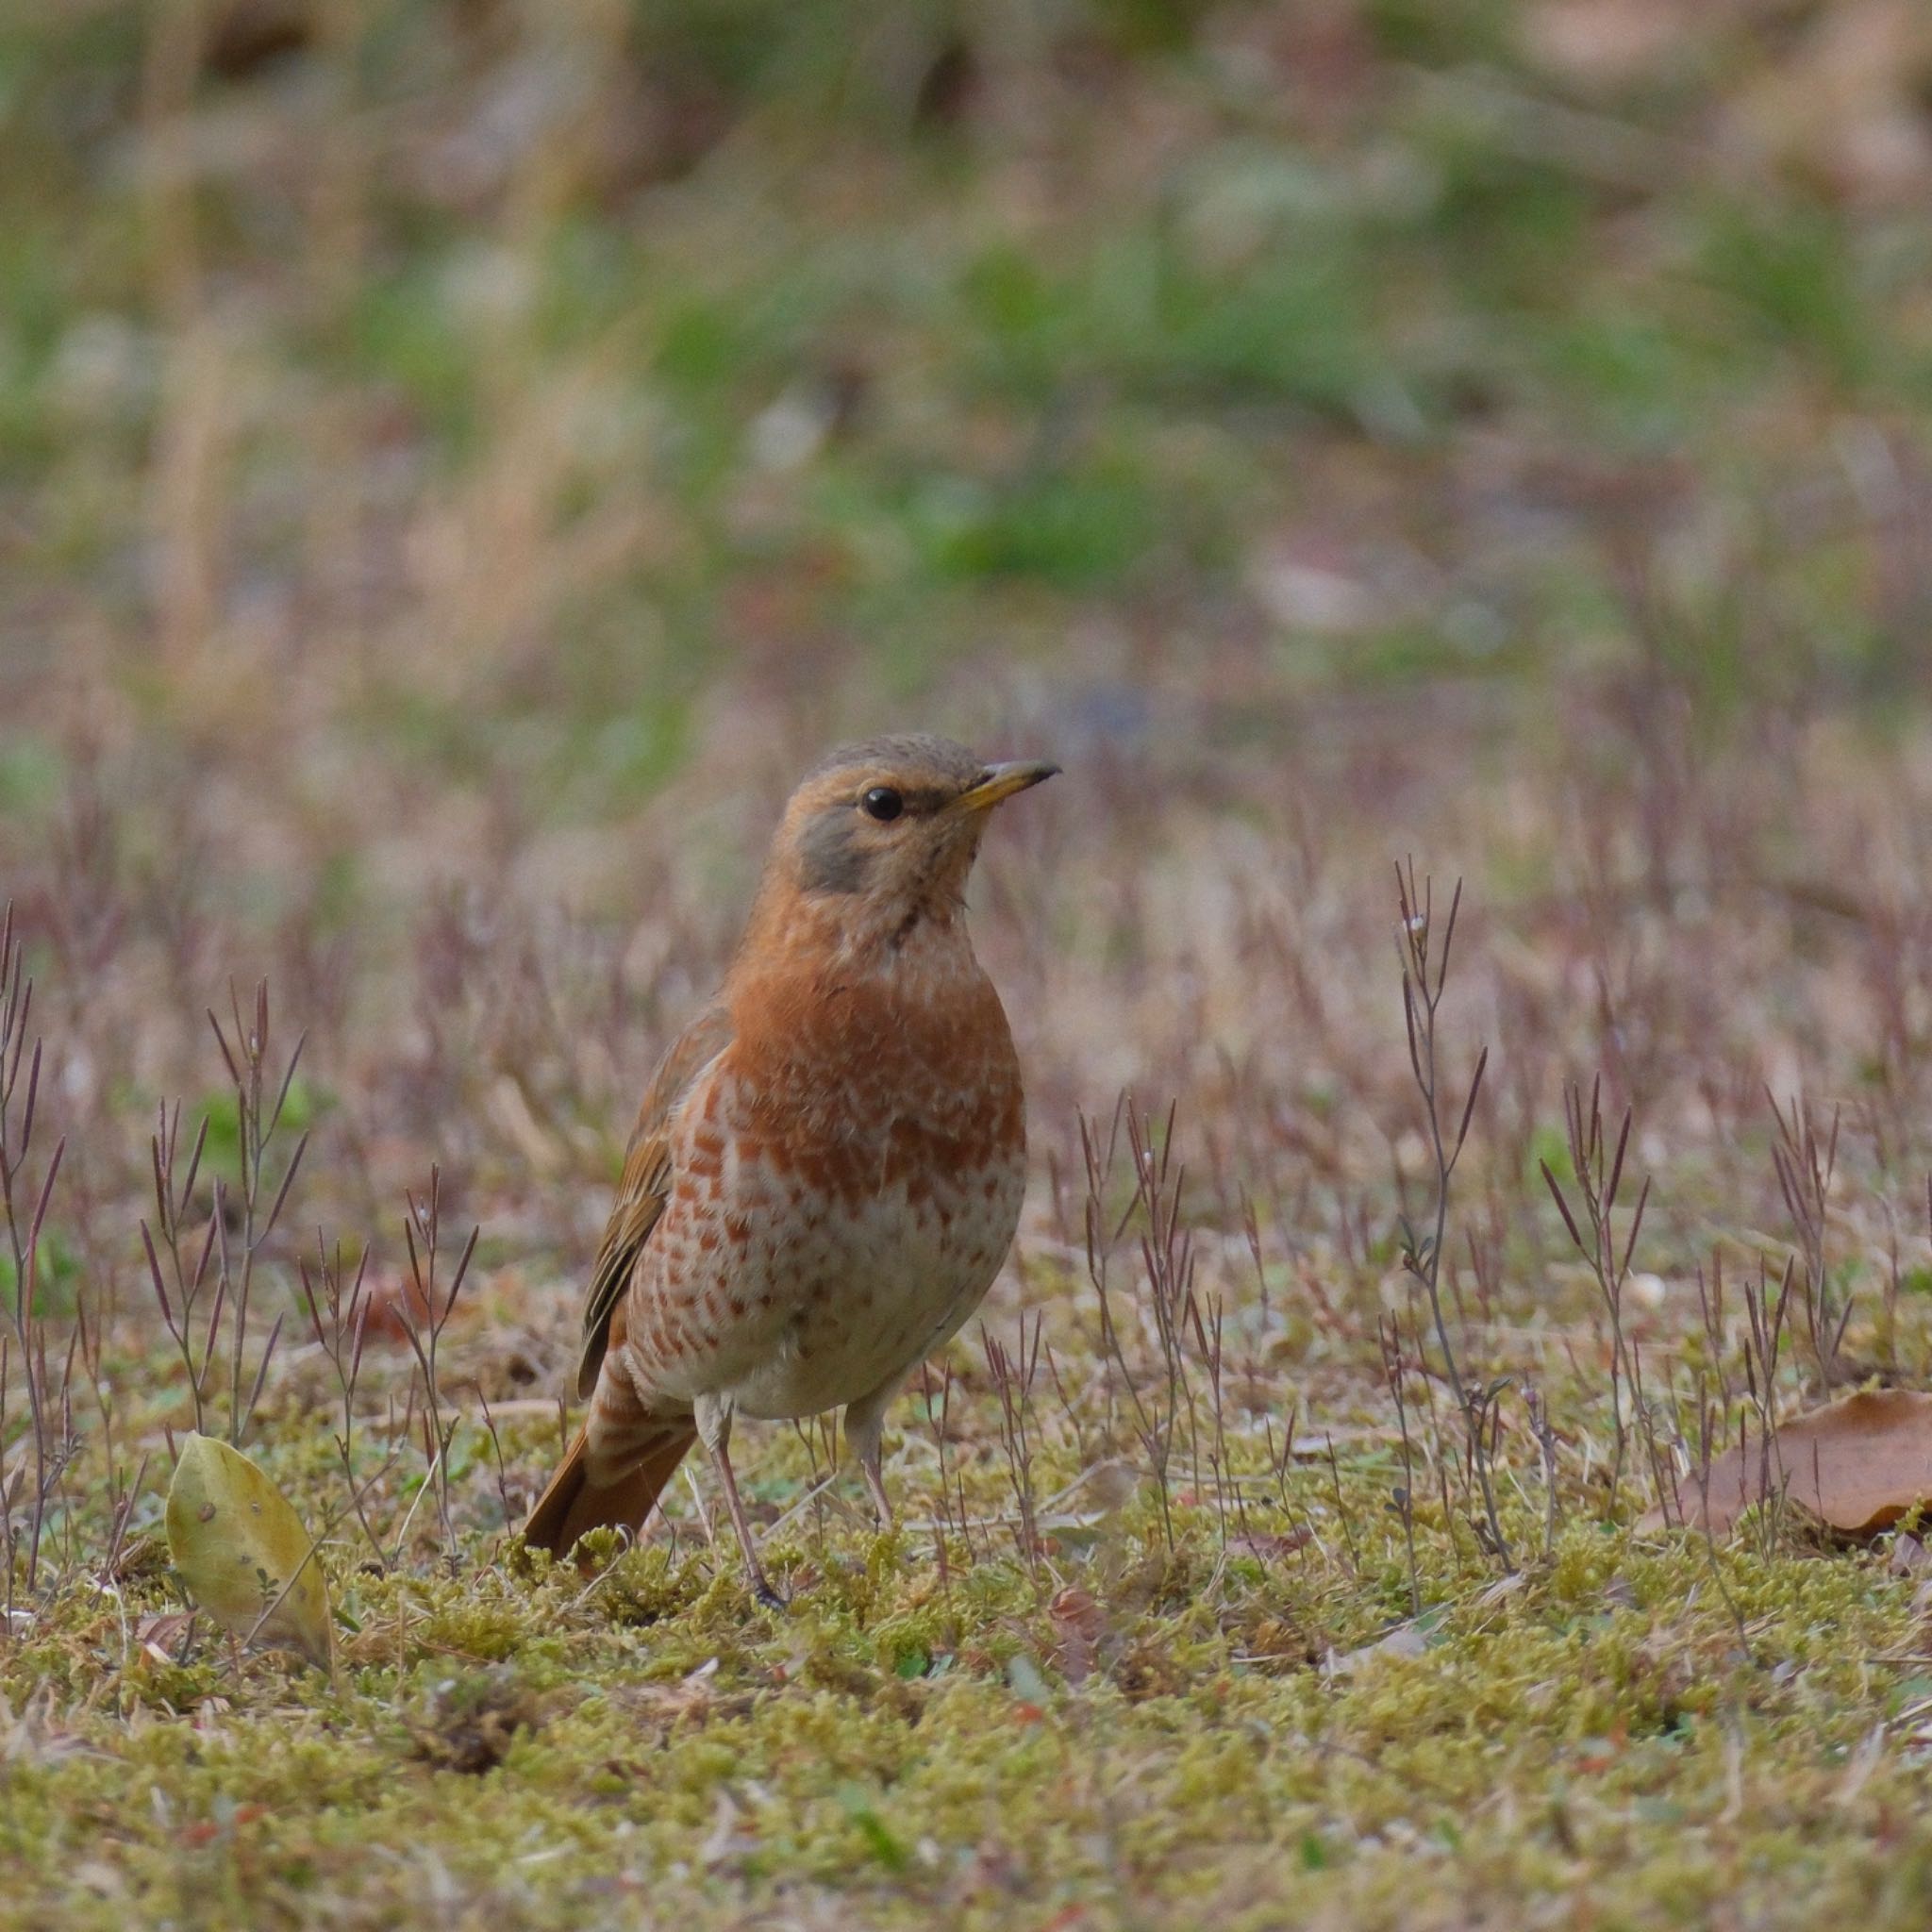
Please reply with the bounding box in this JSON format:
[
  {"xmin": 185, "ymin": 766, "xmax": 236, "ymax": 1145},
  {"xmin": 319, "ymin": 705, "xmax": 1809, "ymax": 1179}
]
[{"xmin": 798, "ymin": 808, "xmax": 874, "ymax": 895}]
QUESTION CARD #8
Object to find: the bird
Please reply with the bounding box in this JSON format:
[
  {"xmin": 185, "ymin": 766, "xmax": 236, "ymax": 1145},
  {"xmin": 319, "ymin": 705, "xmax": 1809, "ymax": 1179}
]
[{"xmin": 523, "ymin": 734, "xmax": 1058, "ymax": 1602}]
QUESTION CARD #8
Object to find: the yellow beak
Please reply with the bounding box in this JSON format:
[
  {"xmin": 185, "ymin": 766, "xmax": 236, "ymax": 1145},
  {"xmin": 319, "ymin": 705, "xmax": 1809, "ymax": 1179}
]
[{"xmin": 951, "ymin": 759, "xmax": 1061, "ymax": 813}]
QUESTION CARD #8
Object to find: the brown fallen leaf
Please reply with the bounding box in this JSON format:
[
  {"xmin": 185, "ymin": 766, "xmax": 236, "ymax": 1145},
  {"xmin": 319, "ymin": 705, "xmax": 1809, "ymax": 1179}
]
[
  {"xmin": 1231, "ymin": 1528, "xmax": 1314, "ymax": 1562},
  {"xmin": 1048, "ymin": 1585, "xmax": 1109, "ymax": 1686},
  {"xmin": 135, "ymin": 1610, "xmax": 196, "ymax": 1664},
  {"xmin": 1891, "ymin": 1532, "xmax": 1932, "ymax": 1577},
  {"xmin": 355, "ymin": 1271, "xmax": 436, "ymax": 1346},
  {"xmin": 1645, "ymin": 1389, "xmax": 1932, "ymax": 1539}
]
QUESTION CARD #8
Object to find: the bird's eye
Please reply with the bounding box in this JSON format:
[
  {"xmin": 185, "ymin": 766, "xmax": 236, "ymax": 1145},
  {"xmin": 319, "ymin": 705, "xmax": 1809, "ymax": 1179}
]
[{"xmin": 861, "ymin": 787, "xmax": 904, "ymax": 823}]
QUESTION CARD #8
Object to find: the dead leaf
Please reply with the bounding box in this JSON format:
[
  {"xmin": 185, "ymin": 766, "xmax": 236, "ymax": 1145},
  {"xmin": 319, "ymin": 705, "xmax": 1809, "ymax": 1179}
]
[
  {"xmin": 1048, "ymin": 1586, "xmax": 1106, "ymax": 1643},
  {"xmin": 612, "ymin": 1657, "xmax": 748, "ymax": 1731},
  {"xmin": 1232, "ymin": 1528, "xmax": 1314, "ymax": 1563},
  {"xmin": 1324, "ymin": 1616, "xmax": 1434, "ymax": 1677},
  {"xmin": 164, "ymin": 1434, "xmax": 333, "ymax": 1668},
  {"xmin": 1645, "ymin": 1389, "xmax": 1932, "ymax": 1540},
  {"xmin": 135, "ymin": 1610, "xmax": 195, "ymax": 1664},
  {"xmin": 355, "ymin": 1272, "xmax": 436, "ymax": 1346},
  {"xmin": 1048, "ymin": 1586, "xmax": 1108, "ymax": 1686}
]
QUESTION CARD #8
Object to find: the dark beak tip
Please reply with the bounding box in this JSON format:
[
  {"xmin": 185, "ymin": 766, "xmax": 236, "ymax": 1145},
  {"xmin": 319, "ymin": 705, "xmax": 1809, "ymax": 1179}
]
[
  {"xmin": 1008, "ymin": 758, "xmax": 1060, "ymax": 787},
  {"xmin": 958, "ymin": 757, "xmax": 1061, "ymax": 812}
]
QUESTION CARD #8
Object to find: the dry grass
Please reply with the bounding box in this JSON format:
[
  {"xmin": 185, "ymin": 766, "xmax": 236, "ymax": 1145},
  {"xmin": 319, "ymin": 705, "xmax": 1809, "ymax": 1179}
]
[{"xmin": 8, "ymin": 2, "xmax": 1932, "ymax": 1926}]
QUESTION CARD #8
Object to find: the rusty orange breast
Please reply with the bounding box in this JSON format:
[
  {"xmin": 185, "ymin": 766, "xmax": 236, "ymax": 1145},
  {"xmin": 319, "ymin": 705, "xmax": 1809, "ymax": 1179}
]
[{"xmin": 610, "ymin": 905, "xmax": 1030, "ymax": 1420}]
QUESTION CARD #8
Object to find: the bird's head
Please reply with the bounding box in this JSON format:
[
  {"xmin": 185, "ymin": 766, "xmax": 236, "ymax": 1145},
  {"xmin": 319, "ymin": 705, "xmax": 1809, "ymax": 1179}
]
[{"xmin": 745, "ymin": 734, "xmax": 1058, "ymax": 964}]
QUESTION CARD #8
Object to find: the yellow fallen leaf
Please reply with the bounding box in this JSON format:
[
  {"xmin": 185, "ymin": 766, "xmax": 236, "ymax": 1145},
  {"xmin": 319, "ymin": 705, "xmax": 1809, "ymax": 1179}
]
[{"xmin": 165, "ymin": 1434, "xmax": 333, "ymax": 1668}]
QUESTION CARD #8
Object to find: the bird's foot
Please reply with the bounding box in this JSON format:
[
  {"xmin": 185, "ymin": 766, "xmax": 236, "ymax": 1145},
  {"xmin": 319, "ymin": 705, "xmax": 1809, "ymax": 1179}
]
[{"xmin": 859, "ymin": 1461, "xmax": 894, "ymax": 1533}]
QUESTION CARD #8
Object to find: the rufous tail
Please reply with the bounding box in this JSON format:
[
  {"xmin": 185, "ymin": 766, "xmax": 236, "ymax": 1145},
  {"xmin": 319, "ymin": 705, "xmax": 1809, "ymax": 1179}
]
[{"xmin": 523, "ymin": 1423, "xmax": 697, "ymax": 1557}]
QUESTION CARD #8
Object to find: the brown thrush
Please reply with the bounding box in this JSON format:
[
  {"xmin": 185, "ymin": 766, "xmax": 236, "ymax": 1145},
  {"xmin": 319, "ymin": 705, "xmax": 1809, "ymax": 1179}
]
[{"xmin": 524, "ymin": 735, "xmax": 1057, "ymax": 1601}]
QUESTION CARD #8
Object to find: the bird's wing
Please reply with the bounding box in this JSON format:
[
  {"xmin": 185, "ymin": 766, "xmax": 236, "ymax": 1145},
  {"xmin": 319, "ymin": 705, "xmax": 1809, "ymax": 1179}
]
[{"xmin": 575, "ymin": 1000, "xmax": 735, "ymax": 1398}]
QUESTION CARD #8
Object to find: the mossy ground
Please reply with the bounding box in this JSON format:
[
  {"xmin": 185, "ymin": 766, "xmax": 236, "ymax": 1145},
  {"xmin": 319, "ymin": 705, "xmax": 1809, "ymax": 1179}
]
[
  {"xmin": 9, "ymin": 3, "xmax": 1932, "ymax": 1926},
  {"xmin": 10, "ymin": 1425, "xmax": 1932, "ymax": 1928}
]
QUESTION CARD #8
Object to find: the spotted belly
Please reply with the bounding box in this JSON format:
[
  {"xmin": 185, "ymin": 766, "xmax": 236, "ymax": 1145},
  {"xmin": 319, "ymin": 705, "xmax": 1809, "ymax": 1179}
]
[
  {"xmin": 732, "ymin": 1156, "xmax": 1024, "ymax": 1419},
  {"xmin": 622, "ymin": 1103, "xmax": 1026, "ymax": 1421}
]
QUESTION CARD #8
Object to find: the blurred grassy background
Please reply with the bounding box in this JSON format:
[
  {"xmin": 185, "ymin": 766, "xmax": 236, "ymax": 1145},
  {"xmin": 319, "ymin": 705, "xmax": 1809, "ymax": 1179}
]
[
  {"xmin": 8, "ymin": 0, "xmax": 1932, "ymax": 1241},
  {"xmin": 7, "ymin": 0, "xmax": 1932, "ymax": 1241},
  {"xmin": 14, "ymin": 21, "xmax": 1932, "ymax": 1924},
  {"xmin": 7, "ymin": 0, "xmax": 1932, "ymax": 817}
]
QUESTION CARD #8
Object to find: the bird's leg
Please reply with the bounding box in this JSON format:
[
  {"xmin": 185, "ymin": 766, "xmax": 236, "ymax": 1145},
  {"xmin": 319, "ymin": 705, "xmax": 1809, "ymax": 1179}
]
[
  {"xmin": 843, "ymin": 1387, "xmax": 896, "ymax": 1531},
  {"xmin": 713, "ymin": 1449, "xmax": 784, "ymax": 1607},
  {"xmin": 694, "ymin": 1393, "xmax": 783, "ymax": 1607}
]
